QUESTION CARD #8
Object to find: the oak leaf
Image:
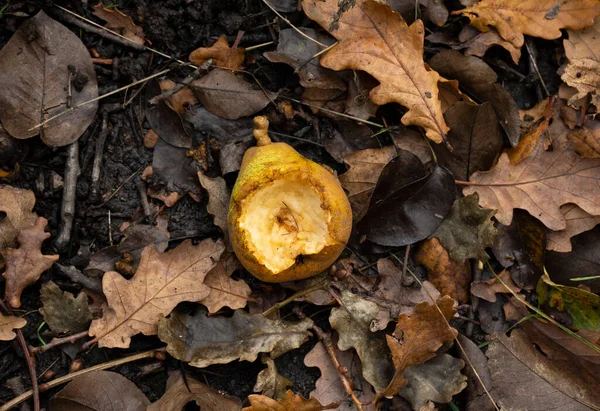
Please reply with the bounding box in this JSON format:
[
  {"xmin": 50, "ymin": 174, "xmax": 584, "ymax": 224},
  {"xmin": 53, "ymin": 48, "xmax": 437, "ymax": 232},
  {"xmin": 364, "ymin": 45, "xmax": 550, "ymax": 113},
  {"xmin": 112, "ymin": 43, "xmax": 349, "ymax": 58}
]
[
  {"xmin": 92, "ymin": 4, "xmax": 145, "ymax": 45},
  {"xmin": 0, "ymin": 185, "xmax": 37, "ymax": 265},
  {"xmin": 463, "ymin": 138, "xmax": 600, "ymax": 231},
  {"xmin": 244, "ymin": 390, "xmax": 326, "ymax": 411},
  {"xmin": 302, "ymin": 0, "xmax": 449, "ymax": 144},
  {"xmin": 562, "ymin": 58, "xmax": 600, "ymax": 105},
  {"xmin": 88, "ymin": 238, "xmax": 225, "ymax": 348},
  {"xmin": 470, "ymin": 269, "xmax": 520, "ymax": 303},
  {"xmin": 189, "ymin": 36, "xmax": 245, "ymax": 70},
  {"xmin": 454, "ymin": 0, "xmax": 600, "ymax": 48},
  {"xmin": 547, "ymin": 204, "xmax": 600, "ymax": 252},
  {"xmin": 383, "ymin": 296, "xmax": 457, "ymax": 397},
  {"xmin": 198, "ymin": 260, "xmax": 251, "ymax": 313},
  {"xmin": 40, "ymin": 281, "xmax": 92, "ymax": 334},
  {"xmin": 253, "ymin": 356, "xmax": 293, "ymax": 401},
  {"xmin": 198, "ymin": 172, "xmax": 230, "ymax": 238},
  {"xmin": 3, "ymin": 217, "xmax": 59, "ymax": 308},
  {"xmin": 0, "ymin": 312, "xmax": 26, "ymax": 341},
  {"xmin": 568, "ymin": 121, "xmax": 600, "ymax": 158}
]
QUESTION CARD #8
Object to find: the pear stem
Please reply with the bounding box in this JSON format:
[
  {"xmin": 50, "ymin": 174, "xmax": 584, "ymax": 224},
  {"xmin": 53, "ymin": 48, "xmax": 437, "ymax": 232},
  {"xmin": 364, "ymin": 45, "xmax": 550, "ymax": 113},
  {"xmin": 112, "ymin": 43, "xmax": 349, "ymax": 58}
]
[{"xmin": 253, "ymin": 116, "xmax": 272, "ymax": 146}]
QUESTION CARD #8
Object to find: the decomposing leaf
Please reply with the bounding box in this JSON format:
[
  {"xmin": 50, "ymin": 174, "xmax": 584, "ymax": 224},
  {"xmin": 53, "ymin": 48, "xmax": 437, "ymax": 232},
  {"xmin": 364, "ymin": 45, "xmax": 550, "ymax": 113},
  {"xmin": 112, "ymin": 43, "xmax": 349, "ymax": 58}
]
[
  {"xmin": 562, "ymin": 58, "xmax": 600, "ymax": 105},
  {"xmin": 302, "ymin": 0, "xmax": 449, "ymax": 144},
  {"xmin": 537, "ymin": 272, "xmax": 600, "ymax": 332},
  {"xmin": 461, "ymin": 27, "xmax": 521, "ymax": 64},
  {"xmin": 88, "ymin": 239, "xmax": 224, "ymax": 348},
  {"xmin": 92, "ymin": 4, "xmax": 145, "ymax": 45},
  {"xmin": 189, "ymin": 36, "xmax": 245, "ymax": 70},
  {"xmin": 146, "ymin": 80, "xmax": 192, "ymax": 148},
  {"xmin": 456, "ymin": 334, "xmax": 495, "ymax": 411},
  {"xmin": 191, "ymin": 69, "xmax": 276, "ymax": 120},
  {"xmin": 198, "ymin": 172, "xmax": 230, "ymax": 237},
  {"xmin": 158, "ymin": 310, "xmax": 313, "ymax": 368},
  {"xmin": 158, "ymin": 79, "xmax": 198, "ymax": 115},
  {"xmin": 463, "ymin": 137, "xmax": 600, "ymax": 231},
  {"xmin": 434, "ymin": 102, "xmax": 503, "ymax": 181},
  {"xmin": 304, "ymin": 340, "xmax": 375, "ymax": 410},
  {"xmin": 384, "ymin": 296, "xmax": 457, "ymax": 396},
  {"xmin": 3, "ymin": 217, "xmax": 59, "ymax": 308},
  {"xmin": 149, "ymin": 372, "xmax": 242, "ymax": 411},
  {"xmin": 0, "ymin": 11, "xmax": 98, "ymax": 146},
  {"xmin": 568, "ymin": 121, "xmax": 600, "ymax": 158},
  {"xmin": 244, "ymin": 390, "xmax": 326, "ymax": 411},
  {"xmin": 565, "ymin": 17, "xmax": 600, "ymax": 62},
  {"xmin": 357, "ymin": 159, "xmax": 455, "ymax": 247},
  {"xmin": 479, "ymin": 297, "xmax": 509, "ymax": 334},
  {"xmin": 40, "ymin": 281, "xmax": 92, "ymax": 334},
  {"xmin": 329, "ymin": 290, "xmax": 395, "ymax": 393},
  {"xmin": 454, "ymin": 0, "xmax": 600, "ymax": 48},
  {"xmin": 470, "ymin": 269, "xmax": 520, "ymax": 302},
  {"xmin": 507, "ymin": 108, "xmax": 553, "ymax": 165},
  {"xmin": 0, "ymin": 312, "xmax": 26, "ymax": 341},
  {"xmin": 253, "ymin": 356, "xmax": 293, "ymax": 401},
  {"xmin": 0, "ymin": 185, "xmax": 37, "ymax": 262},
  {"xmin": 547, "ymin": 204, "xmax": 600, "ymax": 252},
  {"xmin": 415, "ymin": 238, "xmax": 472, "ymax": 303},
  {"xmin": 432, "ymin": 193, "xmax": 498, "ymax": 263},
  {"xmin": 484, "ymin": 330, "xmax": 600, "ymax": 410},
  {"xmin": 399, "ymin": 354, "xmax": 467, "ymax": 410},
  {"xmin": 429, "ymin": 50, "xmax": 520, "ymax": 146},
  {"xmin": 198, "ymin": 260, "xmax": 251, "ymax": 313},
  {"xmin": 50, "ymin": 370, "xmax": 150, "ymax": 411},
  {"xmin": 345, "ymin": 72, "xmax": 380, "ymax": 120},
  {"xmin": 152, "ymin": 138, "xmax": 199, "ymax": 193}
]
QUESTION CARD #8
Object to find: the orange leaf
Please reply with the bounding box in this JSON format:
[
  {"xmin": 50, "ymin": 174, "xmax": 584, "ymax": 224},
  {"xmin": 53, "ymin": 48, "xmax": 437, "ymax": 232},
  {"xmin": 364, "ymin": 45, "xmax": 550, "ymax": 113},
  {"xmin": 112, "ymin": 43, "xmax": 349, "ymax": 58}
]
[
  {"xmin": 92, "ymin": 4, "xmax": 145, "ymax": 45},
  {"xmin": 302, "ymin": 0, "xmax": 449, "ymax": 144},
  {"xmin": 189, "ymin": 36, "xmax": 245, "ymax": 70},
  {"xmin": 243, "ymin": 390, "xmax": 327, "ymax": 411}
]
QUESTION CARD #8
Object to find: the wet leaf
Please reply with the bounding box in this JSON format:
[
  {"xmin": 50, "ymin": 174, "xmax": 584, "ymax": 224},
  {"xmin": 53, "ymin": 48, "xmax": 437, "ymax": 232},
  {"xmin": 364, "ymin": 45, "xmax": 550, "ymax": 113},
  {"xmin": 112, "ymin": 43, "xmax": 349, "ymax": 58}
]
[
  {"xmin": 40, "ymin": 281, "xmax": 92, "ymax": 334},
  {"xmin": 302, "ymin": 0, "xmax": 449, "ymax": 144},
  {"xmin": 50, "ymin": 370, "xmax": 149, "ymax": 411},
  {"xmin": 152, "ymin": 138, "xmax": 199, "ymax": 193},
  {"xmin": 198, "ymin": 172, "xmax": 230, "ymax": 237},
  {"xmin": 158, "ymin": 310, "xmax": 313, "ymax": 368},
  {"xmin": 383, "ymin": 296, "xmax": 457, "ymax": 396},
  {"xmin": 0, "ymin": 185, "xmax": 37, "ymax": 265},
  {"xmin": 547, "ymin": 204, "xmax": 600, "ymax": 252},
  {"xmin": 253, "ymin": 356, "xmax": 293, "ymax": 401},
  {"xmin": 399, "ymin": 354, "xmax": 467, "ymax": 410},
  {"xmin": 454, "ymin": 0, "xmax": 600, "ymax": 48},
  {"xmin": 148, "ymin": 372, "xmax": 242, "ymax": 411},
  {"xmin": 0, "ymin": 312, "xmax": 26, "ymax": 341},
  {"xmin": 414, "ymin": 238, "xmax": 472, "ymax": 303},
  {"xmin": 198, "ymin": 260, "xmax": 251, "ymax": 313},
  {"xmin": 189, "ymin": 36, "xmax": 245, "ymax": 70},
  {"xmin": 329, "ymin": 290, "xmax": 395, "ymax": 393},
  {"xmin": 92, "ymin": 4, "xmax": 144, "ymax": 44},
  {"xmin": 432, "ymin": 193, "xmax": 497, "ymax": 263},
  {"xmin": 244, "ymin": 390, "xmax": 326, "ymax": 411},
  {"xmin": 0, "ymin": 11, "xmax": 98, "ymax": 146},
  {"xmin": 3, "ymin": 217, "xmax": 59, "ymax": 308},
  {"xmin": 89, "ymin": 239, "xmax": 225, "ymax": 348}
]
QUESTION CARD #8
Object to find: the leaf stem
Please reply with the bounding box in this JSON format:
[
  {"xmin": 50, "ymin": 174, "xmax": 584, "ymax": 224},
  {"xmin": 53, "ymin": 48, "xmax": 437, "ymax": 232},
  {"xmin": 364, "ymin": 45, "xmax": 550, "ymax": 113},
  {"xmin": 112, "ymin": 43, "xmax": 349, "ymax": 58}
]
[{"xmin": 261, "ymin": 278, "xmax": 331, "ymax": 317}]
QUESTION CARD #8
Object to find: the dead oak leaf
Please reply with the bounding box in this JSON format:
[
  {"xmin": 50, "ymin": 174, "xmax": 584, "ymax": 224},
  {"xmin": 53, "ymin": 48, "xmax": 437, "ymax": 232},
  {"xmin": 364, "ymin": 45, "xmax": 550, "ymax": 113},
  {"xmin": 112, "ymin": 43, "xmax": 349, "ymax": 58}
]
[
  {"xmin": 244, "ymin": 390, "xmax": 327, "ymax": 411},
  {"xmin": 189, "ymin": 36, "xmax": 245, "ymax": 70},
  {"xmin": 0, "ymin": 185, "xmax": 37, "ymax": 264},
  {"xmin": 198, "ymin": 260, "xmax": 251, "ymax": 313},
  {"xmin": 92, "ymin": 4, "xmax": 145, "ymax": 45},
  {"xmin": 383, "ymin": 296, "xmax": 457, "ymax": 397},
  {"xmin": 463, "ymin": 138, "xmax": 600, "ymax": 231},
  {"xmin": 547, "ymin": 204, "xmax": 600, "ymax": 252},
  {"xmin": 568, "ymin": 121, "xmax": 600, "ymax": 158},
  {"xmin": 198, "ymin": 172, "xmax": 230, "ymax": 238},
  {"xmin": 0, "ymin": 312, "xmax": 26, "ymax": 341},
  {"xmin": 561, "ymin": 58, "xmax": 600, "ymax": 106},
  {"xmin": 88, "ymin": 238, "xmax": 224, "ymax": 348},
  {"xmin": 302, "ymin": 0, "xmax": 449, "ymax": 144},
  {"xmin": 454, "ymin": 0, "xmax": 600, "ymax": 48},
  {"xmin": 253, "ymin": 356, "xmax": 293, "ymax": 401},
  {"xmin": 3, "ymin": 217, "xmax": 58, "ymax": 308}
]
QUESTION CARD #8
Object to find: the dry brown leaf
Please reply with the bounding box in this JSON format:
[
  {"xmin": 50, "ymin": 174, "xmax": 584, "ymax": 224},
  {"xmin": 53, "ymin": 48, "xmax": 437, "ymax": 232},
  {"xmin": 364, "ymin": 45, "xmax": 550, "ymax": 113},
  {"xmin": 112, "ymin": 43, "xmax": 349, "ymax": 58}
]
[
  {"xmin": 463, "ymin": 28, "xmax": 521, "ymax": 64},
  {"xmin": 507, "ymin": 109, "xmax": 552, "ymax": 164},
  {"xmin": 302, "ymin": 0, "xmax": 449, "ymax": 144},
  {"xmin": 3, "ymin": 217, "xmax": 58, "ymax": 308},
  {"xmin": 470, "ymin": 269, "xmax": 520, "ymax": 302},
  {"xmin": 189, "ymin": 36, "xmax": 245, "ymax": 70},
  {"xmin": 384, "ymin": 296, "xmax": 457, "ymax": 397},
  {"xmin": 244, "ymin": 390, "xmax": 326, "ymax": 411},
  {"xmin": 414, "ymin": 238, "xmax": 472, "ymax": 303},
  {"xmin": 198, "ymin": 172, "xmax": 230, "ymax": 237},
  {"xmin": 159, "ymin": 79, "xmax": 198, "ymax": 115},
  {"xmin": 88, "ymin": 239, "xmax": 224, "ymax": 348},
  {"xmin": 562, "ymin": 58, "xmax": 600, "ymax": 105},
  {"xmin": 565, "ymin": 17, "xmax": 600, "ymax": 61},
  {"xmin": 0, "ymin": 312, "xmax": 26, "ymax": 341},
  {"xmin": 92, "ymin": 4, "xmax": 145, "ymax": 45},
  {"xmin": 463, "ymin": 137, "xmax": 600, "ymax": 231},
  {"xmin": 253, "ymin": 356, "xmax": 293, "ymax": 401},
  {"xmin": 454, "ymin": 0, "xmax": 600, "ymax": 48},
  {"xmin": 568, "ymin": 120, "xmax": 600, "ymax": 158},
  {"xmin": 547, "ymin": 204, "xmax": 600, "ymax": 252},
  {"xmin": 0, "ymin": 185, "xmax": 37, "ymax": 265},
  {"xmin": 198, "ymin": 260, "xmax": 251, "ymax": 313}
]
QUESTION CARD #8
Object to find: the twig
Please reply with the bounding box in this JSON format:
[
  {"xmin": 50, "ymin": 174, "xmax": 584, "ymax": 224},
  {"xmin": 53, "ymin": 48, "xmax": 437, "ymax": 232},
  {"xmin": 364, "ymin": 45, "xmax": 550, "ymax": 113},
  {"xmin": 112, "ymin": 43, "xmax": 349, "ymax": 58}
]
[
  {"xmin": 245, "ymin": 41, "xmax": 274, "ymax": 51},
  {"xmin": 90, "ymin": 111, "xmax": 109, "ymax": 201},
  {"xmin": 402, "ymin": 244, "xmax": 410, "ymax": 283},
  {"xmin": 0, "ymin": 300, "xmax": 39, "ymax": 411},
  {"xmin": 282, "ymin": 97, "xmax": 384, "ymax": 127},
  {"xmin": 261, "ymin": 278, "xmax": 330, "ymax": 317},
  {"xmin": 29, "ymin": 331, "xmax": 90, "ymax": 355},
  {"xmin": 466, "ymin": 260, "xmax": 483, "ymax": 337},
  {"xmin": 260, "ymin": 0, "xmax": 328, "ymax": 47},
  {"xmin": 55, "ymin": 264, "xmax": 103, "ymax": 294},
  {"xmin": 148, "ymin": 59, "xmax": 213, "ymax": 106},
  {"xmin": 135, "ymin": 177, "xmax": 152, "ymax": 220},
  {"xmin": 525, "ymin": 38, "xmax": 549, "ymax": 98},
  {"xmin": 91, "ymin": 58, "xmax": 114, "ymax": 65},
  {"xmin": 293, "ymin": 307, "xmax": 364, "ymax": 411},
  {"xmin": 53, "ymin": 142, "xmax": 80, "ymax": 252},
  {"xmin": 0, "ymin": 348, "xmax": 165, "ymax": 411},
  {"xmin": 89, "ymin": 166, "xmax": 143, "ymax": 209}
]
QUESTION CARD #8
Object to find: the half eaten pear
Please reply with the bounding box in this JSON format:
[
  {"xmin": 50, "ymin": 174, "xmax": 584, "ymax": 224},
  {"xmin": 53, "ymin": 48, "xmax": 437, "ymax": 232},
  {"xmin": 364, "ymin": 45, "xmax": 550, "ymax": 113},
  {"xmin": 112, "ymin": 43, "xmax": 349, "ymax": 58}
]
[{"xmin": 228, "ymin": 116, "xmax": 352, "ymax": 282}]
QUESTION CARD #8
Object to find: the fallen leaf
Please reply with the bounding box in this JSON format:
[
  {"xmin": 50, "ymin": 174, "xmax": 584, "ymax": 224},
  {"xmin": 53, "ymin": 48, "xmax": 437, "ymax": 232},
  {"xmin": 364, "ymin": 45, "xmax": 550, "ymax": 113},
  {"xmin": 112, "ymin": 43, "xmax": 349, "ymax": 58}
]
[
  {"xmin": 547, "ymin": 204, "xmax": 600, "ymax": 252},
  {"xmin": 40, "ymin": 281, "xmax": 92, "ymax": 334},
  {"xmin": 507, "ymin": 108, "xmax": 552, "ymax": 164},
  {"xmin": 88, "ymin": 239, "xmax": 225, "ymax": 348},
  {"xmin": 434, "ymin": 102, "xmax": 503, "ymax": 181},
  {"xmin": 244, "ymin": 390, "xmax": 326, "ymax": 411},
  {"xmin": 561, "ymin": 58, "xmax": 600, "ymax": 105},
  {"xmin": 399, "ymin": 354, "xmax": 467, "ymax": 410},
  {"xmin": 253, "ymin": 356, "xmax": 293, "ymax": 401},
  {"xmin": 92, "ymin": 4, "xmax": 145, "ymax": 45},
  {"xmin": 152, "ymin": 138, "xmax": 199, "ymax": 193},
  {"xmin": 456, "ymin": 334, "xmax": 495, "ymax": 411},
  {"xmin": 146, "ymin": 80, "xmax": 192, "ymax": 148},
  {"xmin": 158, "ymin": 79, "xmax": 198, "ymax": 115},
  {"xmin": 158, "ymin": 310, "xmax": 313, "ymax": 368},
  {"xmin": 415, "ymin": 238, "xmax": 472, "ymax": 303},
  {"xmin": 462, "ymin": 28, "xmax": 521, "ymax": 64},
  {"xmin": 479, "ymin": 297, "xmax": 509, "ymax": 334},
  {"xmin": 537, "ymin": 272, "xmax": 600, "ymax": 332},
  {"xmin": 470, "ymin": 269, "xmax": 520, "ymax": 302},
  {"xmin": 431, "ymin": 193, "xmax": 498, "ymax": 263},
  {"xmin": 3, "ymin": 217, "xmax": 59, "ymax": 308},
  {"xmin": 484, "ymin": 329, "xmax": 600, "ymax": 410},
  {"xmin": 148, "ymin": 372, "xmax": 242, "ymax": 411},
  {"xmin": 50, "ymin": 370, "xmax": 150, "ymax": 411},
  {"xmin": 463, "ymin": 136, "xmax": 600, "ymax": 231},
  {"xmin": 0, "ymin": 11, "xmax": 98, "ymax": 146},
  {"xmin": 191, "ymin": 69, "xmax": 276, "ymax": 120},
  {"xmin": 198, "ymin": 260, "xmax": 251, "ymax": 313},
  {"xmin": 453, "ymin": 0, "xmax": 600, "ymax": 48},
  {"xmin": 329, "ymin": 290, "xmax": 395, "ymax": 393},
  {"xmin": 568, "ymin": 120, "xmax": 600, "ymax": 158},
  {"xmin": 0, "ymin": 185, "xmax": 37, "ymax": 264},
  {"xmin": 565, "ymin": 17, "xmax": 600, "ymax": 62},
  {"xmin": 345, "ymin": 72, "xmax": 380, "ymax": 120},
  {"xmin": 0, "ymin": 312, "xmax": 26, "ymax": 341},
  {"xmin": 198, "ymin": 172, "xmax": 230, "ymax": 237},
  {"xmin": 189, "ymin": 36, "xmax": 245, "ymax": 70},
  {"xmin": 384, "ymin": 296, "xmax": 457, "ymax": 396},
  {"xmin": 302, "ymin": 0, "xmax": 449, "ymax": 144}
]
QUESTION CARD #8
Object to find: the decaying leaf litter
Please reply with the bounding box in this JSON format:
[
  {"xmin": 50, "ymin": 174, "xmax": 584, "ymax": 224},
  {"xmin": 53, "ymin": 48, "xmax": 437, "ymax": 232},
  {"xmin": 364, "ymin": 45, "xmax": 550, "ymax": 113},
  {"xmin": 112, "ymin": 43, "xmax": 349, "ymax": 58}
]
[{"xmin": 1, "ymin": 0, "xmax": 600, "ymax": 410}]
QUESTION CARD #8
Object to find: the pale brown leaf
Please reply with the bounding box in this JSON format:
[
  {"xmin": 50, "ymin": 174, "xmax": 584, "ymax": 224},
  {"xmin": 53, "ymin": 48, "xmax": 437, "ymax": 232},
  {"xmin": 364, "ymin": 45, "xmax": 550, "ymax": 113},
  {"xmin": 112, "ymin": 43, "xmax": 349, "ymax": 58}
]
[
  {"xmin": 243, "ymin": 390, "xmax": 326, "ymax": 411},
  {"xmin": 0, "ymin": 312, "xmax": 26, "ymax": 341},
  {"xmin": 565, "ymin": 17, "xmax": 600, "ymax": 62},
  {"xmin": 199, "ymin": 261, "xmax": 251, "ymax": 313},
  {"xmin": 568, "ymin": 121, "xmax": 600, "ymax": 158},
  {"xmin": 253, "ymin": 356, "xmax": 293, "ymax": 401},
  {"xmin": 88, "ymin": 239, "xmax": 225, "ymax": 348},
  {"xmin": 470, "ymin": 269, "xmax": 520, "ymax": 302},
  {"xmin": 561, "ymin": 58, "xmax": 600, "ymax": 105},
  {"xmin": 189, "ymin": 36, "xmax": 245, "ymax": 70},
  {"xmin": 0, "ymin": 185, "xmax": 37, "ymax": 264},
  {"xmin": 92, "ymin": 4, "xmax": 145, "ymax": 44},
  {"xmin": 547, "ymin": 204, "xmax": 600, "ymax": 252},
  {"xmin": 198, "ymin": 172, "xmax": 230, "ymax": 237}
]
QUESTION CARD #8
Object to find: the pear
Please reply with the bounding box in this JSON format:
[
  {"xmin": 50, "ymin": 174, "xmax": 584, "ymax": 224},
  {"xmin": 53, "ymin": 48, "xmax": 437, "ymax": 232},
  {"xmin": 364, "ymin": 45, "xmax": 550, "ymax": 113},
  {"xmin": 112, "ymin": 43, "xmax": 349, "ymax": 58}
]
[{"xmin": 228, "ymin": 116, "xmax": 352, "ymax": 282}]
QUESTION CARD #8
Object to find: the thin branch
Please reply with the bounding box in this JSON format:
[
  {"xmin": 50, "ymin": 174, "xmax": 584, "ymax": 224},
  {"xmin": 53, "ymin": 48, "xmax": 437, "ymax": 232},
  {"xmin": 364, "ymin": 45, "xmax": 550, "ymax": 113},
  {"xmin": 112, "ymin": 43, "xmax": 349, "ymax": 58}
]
[
  {"xmin": 29, "ymin": 331, "xmax": 90, "ymax": 355},
  {"xmin": 260, "ymin": 0, "xmax": 328, "ymax": 47},
  {"xmin": 53, "ymin": 141, "xmax": 80, "ymax": 252},
  {"xmin": 148, "ymin": 59, "xmax": 213, "ymax": 105},
  {"xmin": 261, "ymin": 278, "xmax": 330, "ymax": 317}
]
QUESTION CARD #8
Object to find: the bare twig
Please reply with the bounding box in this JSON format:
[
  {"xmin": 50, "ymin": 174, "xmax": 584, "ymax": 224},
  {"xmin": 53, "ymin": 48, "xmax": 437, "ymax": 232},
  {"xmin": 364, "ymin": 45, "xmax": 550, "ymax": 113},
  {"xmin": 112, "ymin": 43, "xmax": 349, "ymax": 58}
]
[
  {"xmin": 53, "ymin": 142, "xmax": 80, "ymax": 251},
  {"xmin": 466, "ymin": 260, "xmax": 483, "ymax": 337},
  {"xmin": 135, "ymin": 177, "xmax": 152, "ymax": 220},
  {"xmin": 261, "ymin": 278, "xmax": 330, "ymax": 317},
  {"xmin": 260, "ymin": 0, "xmax": 328, "ymax": 47},
  {"xmin": 29, "ymin": 331, "xmax": 90, "ymax": 355},
  {"xmin": 55, "ymin": 264, "xmax": 103, "ymax": 293},
  {"xmin": 148, "ymin": 59, "xmax": 212, "ymax": 106},
  {"xmin": 90, "ymin": 111, "xmax": 109, "ymax": 201},
  {"xmin": 525, "ymin": 38, "xmax": 549, "ymax": 98}
]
